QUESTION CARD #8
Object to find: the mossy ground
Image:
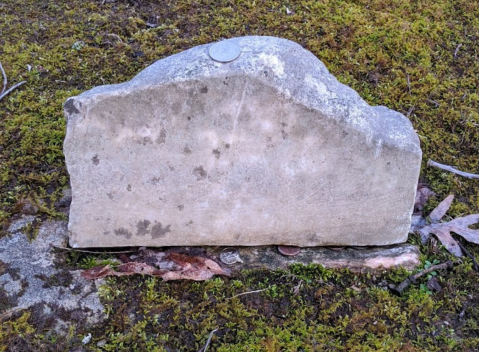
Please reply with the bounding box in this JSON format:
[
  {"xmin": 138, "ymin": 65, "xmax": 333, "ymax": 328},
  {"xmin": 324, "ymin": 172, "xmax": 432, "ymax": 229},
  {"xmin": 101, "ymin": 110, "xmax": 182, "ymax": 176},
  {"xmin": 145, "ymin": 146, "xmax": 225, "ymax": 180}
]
[
  {"xmin": 2, "ymin": 237, "xmax": 479, "ymax": 351},
  {"xmin": 1, "ymin": 0, "xmax": 479, "ymax": 351}
]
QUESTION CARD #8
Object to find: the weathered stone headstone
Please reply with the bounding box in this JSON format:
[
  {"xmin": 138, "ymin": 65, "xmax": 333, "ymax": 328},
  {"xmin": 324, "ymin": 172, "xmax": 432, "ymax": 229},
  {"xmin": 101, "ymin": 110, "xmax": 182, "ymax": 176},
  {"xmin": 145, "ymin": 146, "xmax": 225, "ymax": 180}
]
[{"xmin": 64, "ymin": 36, "xmax": 421, "ymax": 248}]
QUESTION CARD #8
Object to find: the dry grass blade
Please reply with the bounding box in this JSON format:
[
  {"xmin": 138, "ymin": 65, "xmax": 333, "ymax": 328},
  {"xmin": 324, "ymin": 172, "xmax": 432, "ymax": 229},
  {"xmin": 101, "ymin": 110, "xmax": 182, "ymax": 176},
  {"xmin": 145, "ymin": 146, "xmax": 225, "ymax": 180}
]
[
  {"xmin": 198, "ymin": 329, "xmax": 218, "ymax": 352},
  {"xmin": 226, "ymin": 288, "xmax": 269, "ymax": 300},
  {"xmin": 51, "ymin": 244, "xmax": 137, "ymax": 254}
]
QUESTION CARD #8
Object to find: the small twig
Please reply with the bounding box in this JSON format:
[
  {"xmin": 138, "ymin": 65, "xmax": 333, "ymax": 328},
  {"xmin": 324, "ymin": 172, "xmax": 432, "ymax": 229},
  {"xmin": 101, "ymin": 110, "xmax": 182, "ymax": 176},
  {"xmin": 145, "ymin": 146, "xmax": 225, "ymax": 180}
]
[
  {"xmin": 197, "ymin": 328, "xmax": 218, "ymax": 352},
  {"xmin": 455, "ymin": 238, "xmax": 479, "ymax": 271},
  {"xmin": 0, "ymin": 81, "xmax": 27, "ymax": 101},
  {"xmin": 50, "ymin": 244, "xmax": 137, "ymax": 254},
  {"xmin": 427, "ymin": 99, "xmax": 440, "ymax": 108},
  {"xmin": 0, "ymin": 61, "xmax": 7, "ymax": 95},
  {"xmin": 226, "ymin": 288, "xmax": 269, "ymax": 300},
  {"xmin": 454, "ymin": 43, "xmax": 463, "ymax": 58},
  {"xmin": 390, "ymin": 260, "xmax": 453, "ymax": 295},
  {"xmin": 427, "ymin": 159, "xmax": 479, "ymax": 180},
  {"xmin": 406, "ymin": 105, "xmax": 415, "ymax": 119},
  {"xmin": 0, "ymin": 61, "xmax": 27, "ymax": 102}
]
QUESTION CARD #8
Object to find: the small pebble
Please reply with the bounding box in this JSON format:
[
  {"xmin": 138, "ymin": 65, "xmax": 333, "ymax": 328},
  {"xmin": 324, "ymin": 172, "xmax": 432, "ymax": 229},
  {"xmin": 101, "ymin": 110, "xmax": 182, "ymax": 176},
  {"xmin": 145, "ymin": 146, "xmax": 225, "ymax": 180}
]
[{"xmin": 82, "ymin": 333, "xmax": 92, "ymax": 345}]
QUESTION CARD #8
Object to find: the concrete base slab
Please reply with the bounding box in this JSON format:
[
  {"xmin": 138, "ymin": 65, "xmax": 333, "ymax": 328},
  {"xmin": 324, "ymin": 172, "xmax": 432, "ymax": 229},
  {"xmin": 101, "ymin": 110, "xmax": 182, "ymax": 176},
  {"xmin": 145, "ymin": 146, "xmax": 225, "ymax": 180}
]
[{"xmin": 206, "ymin": 243, "xmax": 420, "ymax": 273}]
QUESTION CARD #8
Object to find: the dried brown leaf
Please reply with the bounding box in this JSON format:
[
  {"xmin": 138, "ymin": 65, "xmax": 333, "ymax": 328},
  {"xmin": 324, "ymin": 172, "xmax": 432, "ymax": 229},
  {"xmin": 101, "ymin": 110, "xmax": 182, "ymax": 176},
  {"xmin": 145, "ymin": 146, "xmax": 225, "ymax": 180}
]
[
  {"xmin": 447, "ymin": 214, "xmax": 479, "ymax": 244},
  {"xmin": 165, "ymin": 252, "xmax": 230, "ymax": 276},
  {"xmin": 81, "ymin": 265, "xmax": 118, "ymax": 280},
  {"xmin": 422, "ymin": 224, "xmax": 463, "ymax": 257},
  {"xmin": 117, "ymin": 262, "xmax": 164, "ymax": 276},
  {"xmin": 429, "ymin": 194, "xmax": 454, "ymax": 223},
  {"xmin": 81, "ymin": 252, "xmax": 230, "ymax": 281},
  {"xmin": 161, "ymin": 269, "xmax": 216, "ymax": 281},
  {"xmin": 417, "ymin": 195, "xmax": 479, "ymax": 257}
]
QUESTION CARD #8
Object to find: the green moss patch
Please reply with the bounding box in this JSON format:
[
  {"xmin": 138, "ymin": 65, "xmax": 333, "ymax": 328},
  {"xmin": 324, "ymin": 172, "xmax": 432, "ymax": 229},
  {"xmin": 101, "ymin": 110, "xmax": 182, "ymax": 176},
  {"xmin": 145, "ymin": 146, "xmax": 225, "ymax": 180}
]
[{"xmin": 1, "ymin": 0, "xmax": 479, "ymax": 350}]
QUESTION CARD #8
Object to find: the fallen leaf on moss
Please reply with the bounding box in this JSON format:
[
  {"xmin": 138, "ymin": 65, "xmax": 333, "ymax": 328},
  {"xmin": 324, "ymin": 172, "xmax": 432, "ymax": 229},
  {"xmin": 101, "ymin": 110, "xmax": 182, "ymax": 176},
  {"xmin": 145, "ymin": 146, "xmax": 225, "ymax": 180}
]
[
  {"xmin": 81, "ymin": 264, "xmax": 119, "ymax": 280},
  {"xmin": 162, "ymin": 252, "xmax": 230, "ymax": 281},
  {"xmin": 81, "ymin": 251, "xmax": 230, "ymax": 281},
  {"xmin": 417, "ymin": 195, "xmax": 479, "ymax": 257},
  {"xmin": 428, "ymin": 194, "xmax": 454, "ymax": 223}
]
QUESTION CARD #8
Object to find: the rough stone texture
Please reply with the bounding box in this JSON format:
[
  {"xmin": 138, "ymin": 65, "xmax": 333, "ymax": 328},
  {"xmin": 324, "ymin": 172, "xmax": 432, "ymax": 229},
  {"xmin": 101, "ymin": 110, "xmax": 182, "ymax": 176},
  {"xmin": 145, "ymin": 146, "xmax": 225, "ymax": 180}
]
[
  {"xmin": 0, "ymin": 219, "xmax": 104, "ymax": 333},
  {"xmin": 64, "ymin": 36, "xmax": 421, "ymax": 248}
]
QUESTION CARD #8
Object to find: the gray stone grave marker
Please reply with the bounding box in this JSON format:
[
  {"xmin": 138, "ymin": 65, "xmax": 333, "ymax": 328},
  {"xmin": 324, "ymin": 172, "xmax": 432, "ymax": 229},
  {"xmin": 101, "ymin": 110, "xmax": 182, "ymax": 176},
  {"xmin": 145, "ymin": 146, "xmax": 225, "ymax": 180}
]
[{"xmin": 64, "ymin": 36, "xmax": 421, "ymax": 248}]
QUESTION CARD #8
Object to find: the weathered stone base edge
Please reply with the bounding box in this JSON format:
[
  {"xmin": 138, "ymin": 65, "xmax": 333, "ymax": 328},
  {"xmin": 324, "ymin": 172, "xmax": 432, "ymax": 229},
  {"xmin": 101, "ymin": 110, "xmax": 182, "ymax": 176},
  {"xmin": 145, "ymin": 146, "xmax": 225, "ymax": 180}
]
[{"xmin": 207, "ymin": 244, "xmax": 420, "ymax": 273}]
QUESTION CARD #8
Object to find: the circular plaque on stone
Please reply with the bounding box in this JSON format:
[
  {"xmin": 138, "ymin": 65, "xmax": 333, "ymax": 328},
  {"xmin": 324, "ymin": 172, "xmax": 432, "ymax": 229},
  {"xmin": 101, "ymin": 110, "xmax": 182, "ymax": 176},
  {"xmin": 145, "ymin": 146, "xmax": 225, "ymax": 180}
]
[{"xmin": 208, "ymin": 40, "xmax": 241, "ymax": 63}]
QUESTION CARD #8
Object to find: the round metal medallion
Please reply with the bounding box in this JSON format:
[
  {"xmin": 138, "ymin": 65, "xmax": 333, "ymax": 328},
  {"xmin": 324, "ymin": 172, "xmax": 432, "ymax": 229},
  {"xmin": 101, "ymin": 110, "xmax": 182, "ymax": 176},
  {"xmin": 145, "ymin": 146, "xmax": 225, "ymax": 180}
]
[{"xmin": 208, "ymin": 41, "xmax": 241, "ymax": 63}]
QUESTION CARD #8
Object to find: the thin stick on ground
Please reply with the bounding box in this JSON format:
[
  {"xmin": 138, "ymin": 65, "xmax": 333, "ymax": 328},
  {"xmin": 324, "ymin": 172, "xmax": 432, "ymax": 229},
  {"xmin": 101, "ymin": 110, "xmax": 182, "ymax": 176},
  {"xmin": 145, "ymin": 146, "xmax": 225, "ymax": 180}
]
[
  {"xmin": 455, "ymin": 239, "xmax": 479, "ymax": 271},
  {"xmin": 198, "ymin": 328, "xmax": 218, "ymax": 352},
  {"xmin": 1, "ymin": 61, "xmax": 7, "ymax": 95},
  {"xmin": 427, "ymin": 159, "xmax": 479, "ymax": 180},
  {"xmin": 390, "ymin": 260, "xmax": 453, "ymax": 295},
  {"xmin": 226, "ymin": 288, "xmax": 269, "ymax": 300},
  {"xmin": 0, "ymin": 61, "xmax": 27, "ymax": 101},
  {"xmin": 50, "ymin": 244, "xmax": 137, "ymax": 254}
]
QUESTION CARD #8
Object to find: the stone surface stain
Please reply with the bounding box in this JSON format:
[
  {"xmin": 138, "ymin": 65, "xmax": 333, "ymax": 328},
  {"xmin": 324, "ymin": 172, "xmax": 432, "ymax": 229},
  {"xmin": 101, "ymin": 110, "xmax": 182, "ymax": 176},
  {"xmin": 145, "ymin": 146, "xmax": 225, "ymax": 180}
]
[
  {"xmin": 91, "ymin": 154, "xmax": 100, "ymax": 165},
  {"xmin": 156, "ymin": 129, "xmax": 167, "ymax": 144},
  {"xmin": 142, "ymin": 137, "xmax": 153, "ymax": 145},
  {"xmin": 212, "ymin": 149, "xmax": 221, "ymax": 159},
  {"xmin": 136, "ymin": 220, "xmax": 151, "ymax": 236},
  {"xmin": 151, "ymin": 176, "xmax": 162, "ymax": 185},
  {"xmin": 151, "ymin": 222, "xmax": 171, "ymax": 239},
  {"xmin": 193, "ymin": 166, "xmax": 207, "ymax": 180},
  {"xmin": 114, "ymin": 228, "xmax": 133, "ymax": 239}
]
